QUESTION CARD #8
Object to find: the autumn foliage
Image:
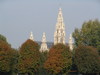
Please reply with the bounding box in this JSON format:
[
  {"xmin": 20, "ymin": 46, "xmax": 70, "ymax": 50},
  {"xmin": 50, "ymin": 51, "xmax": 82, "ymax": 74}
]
[
  {"xmin": 44, "ymin": 43, "xmax": 72, "ymax": 75},
  {"xmin": 0, "ymin": 40, "xmax": 14, "ymax": 73},
  {"xmin": 17, "ymin": 39, "xmax": 41, "ymax": 75}
]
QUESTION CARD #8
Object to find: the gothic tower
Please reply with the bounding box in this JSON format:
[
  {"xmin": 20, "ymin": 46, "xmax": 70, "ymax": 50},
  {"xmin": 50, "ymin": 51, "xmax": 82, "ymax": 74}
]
[
  {"xmin": 29, "ymin": 32, "xmax": 34, "ymax": 41},
  {"xmin": 54, "ymin": 8, "xmax": 66, "ymax": 45},
  {"xmin": 40, "ymin": 32, "xmax": 49, "ymax": 52},
  {"xmin": 69, "ymin": 34, "xmax": 73, "ymax": 51}
]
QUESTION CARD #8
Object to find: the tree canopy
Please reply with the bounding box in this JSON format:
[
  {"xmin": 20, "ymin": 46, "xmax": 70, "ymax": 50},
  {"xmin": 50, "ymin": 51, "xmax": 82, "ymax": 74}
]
[
  {"xmin": 0, "ymin": 40, "xmax": 12, "ymax": 72},
  {"xmin": 17, "ymin": 39, "xmax": 41, "ymax": 75},
  {"xmin": 0, "ymin": 34, "xmax": 7, "ymax": 43},
  {"xmin": 73, "ymin": 19, "xmax": 100, "ymax": 53},
  {"xmin": 44, "ymin": 43, "xmax": 72, "ymax": 75},
  {"xmin": 74, "ymin": 45, "xmax": 100, "ymax": 74},
  {"xmin": 0, "ymin": 40, "xmax": 18, "ymax": 75}
]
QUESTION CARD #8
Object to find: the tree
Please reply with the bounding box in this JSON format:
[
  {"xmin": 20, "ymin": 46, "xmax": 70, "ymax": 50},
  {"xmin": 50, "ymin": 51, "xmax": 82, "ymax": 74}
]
[
  {"xmin": 11, "ymin": 49, "xmax": 19, "ymax": 75},
  {"xmin": 37, "ymin": 51, "xmax": 49, "ymax": 75},
  {"xmin": 0, "ymin": 34, "xmax": 18, "ymax": 75},
  {"xmin": 0, "ymin": 40, "xmax": 12, "ymax": 72},
  {"xmin": 44, "ymin": 44, "xmax": 72, "ymax": 75},
  {"xmin": 0, "ymin": 40, "xmax": 17, "ymax": 75},
  {"xmin": 74, "ymin": 45, "xmax": 100, "ymax": 74},
  {"xmin": 73, "ymin": 19, "xmax": 100, "ymax": 54},
  {"xmin": 0, "ymin": 34, "xmax": 7, "ymax": 43},
  {"xmin": 17, "ymin": 39, "xmax": 41, "ymax": 75},
  {"xmin": 0, "ymin": 34, "xmax": 11, "ymax": 47}
]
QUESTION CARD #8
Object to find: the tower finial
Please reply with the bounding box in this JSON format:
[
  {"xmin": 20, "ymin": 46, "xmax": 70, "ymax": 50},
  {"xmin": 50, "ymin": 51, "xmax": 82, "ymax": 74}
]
[
  {"xmin": 69, "ymin": 34, "xmax": 74, "ymax": 51},
  {"xmin": 59, "ymin": 7, "xmax": 62, "ymax": 11},
  {"xmin": 29, "ymin": 31, "xmax": 34, "ymax": 41},
  {"xmin": 42, "ymin": 32, "xmax": 46, "ymax": 42}
]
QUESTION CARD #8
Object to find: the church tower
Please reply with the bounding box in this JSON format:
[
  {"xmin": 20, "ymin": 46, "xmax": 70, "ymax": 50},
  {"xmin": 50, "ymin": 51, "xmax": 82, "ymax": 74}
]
[
  {"xmin": 40, "ymin": 32, "xmax": 49, "ymax": 52},
  {"xmin": 69, "ymin": 34, "xmax": 73, "ymax": 51},
  {"xmin": 54, "ymin": 8, "xmax": 66, "ymax": 45},
  {"xmin": 29, "ymin": 32, "xmax": 34, "ymax": 41}
]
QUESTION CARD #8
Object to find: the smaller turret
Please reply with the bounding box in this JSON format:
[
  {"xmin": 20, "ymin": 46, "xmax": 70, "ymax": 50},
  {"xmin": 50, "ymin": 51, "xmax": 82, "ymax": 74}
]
[
  {"xmin": 40, "ymin": 32, "xmax": 49, "ymax": 52},
  {"xmin": 29, "ymin": 32, "xmax": 34, "ymax": 41},
  {"xmin": 69, "ymin": 34, "xmax": 74, "ymax": 51}
]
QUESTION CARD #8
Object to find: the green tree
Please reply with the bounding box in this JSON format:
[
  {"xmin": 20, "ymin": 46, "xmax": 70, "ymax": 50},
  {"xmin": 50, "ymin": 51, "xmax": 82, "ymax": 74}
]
[
  {"xmin": 44, "ymin": 44, "xmax": 72, "ymax": 75},
  {"xmin": 11, "ymin": 49, "xmax": 19, "ymax": 75},
  {"xmin": 37, "ymin": 51, "xmax": 49, "ymax": 75},
  {"xmin": 73, "ymin": 19, "xmax": 100, "ymax": 53},
  {"xmin": 74, "ymin": 45, "xmax": 100, "ymax": 74},
  {"xmin": 17, "ymin": 39, "xmax": 41, "ymax": 75},
  {"xmin": 0, "ymin": 34, "xmax": 7, "ymax": 42}
]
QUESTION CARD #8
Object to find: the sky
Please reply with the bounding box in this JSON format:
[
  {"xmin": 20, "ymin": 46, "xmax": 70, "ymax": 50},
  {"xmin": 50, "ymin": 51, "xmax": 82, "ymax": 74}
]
[{"xmin": 0, "ymin": 0, "xmax": 100, "ymax": 48}]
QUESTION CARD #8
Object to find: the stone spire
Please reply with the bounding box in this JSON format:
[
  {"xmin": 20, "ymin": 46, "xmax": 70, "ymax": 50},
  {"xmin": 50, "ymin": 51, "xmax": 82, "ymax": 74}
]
[
  {"xmin": 40, "ymin": 32, "xmax": 49, "ymax": 52},
  {"xmin": 54, "ymin": 8, "xmax": 66, "ymax": 45},
  {"xmin": 29, "ymin": 32, "xmax": 34, "ymax": 41},
  {"xmin": 69, "ymin": 34, "xmax": 73, "ymax": 51}
]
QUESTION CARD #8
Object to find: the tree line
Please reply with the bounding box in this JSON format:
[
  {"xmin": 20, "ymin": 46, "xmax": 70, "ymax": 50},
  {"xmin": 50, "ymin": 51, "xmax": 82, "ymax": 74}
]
[{"xmin": 0, "ymin": 19, "xmax": 100, "ymax": 75}]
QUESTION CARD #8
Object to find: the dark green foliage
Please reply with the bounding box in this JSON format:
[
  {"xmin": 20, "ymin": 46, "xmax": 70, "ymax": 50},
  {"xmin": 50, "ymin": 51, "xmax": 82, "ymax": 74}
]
[
  {"xmin": 11, "ymin": 49, "xmax": 19, "ymax": 75},
  {"xmin": 37, "ymin": 51, "xmax": 49, "ymax": 75},
  {"xmin": 74, "ymin": 45, "xmax": 100, "ymax": 73},
  {"xmin": 0, "ymin": 34, "xmax": 7, "ymax": 43}
]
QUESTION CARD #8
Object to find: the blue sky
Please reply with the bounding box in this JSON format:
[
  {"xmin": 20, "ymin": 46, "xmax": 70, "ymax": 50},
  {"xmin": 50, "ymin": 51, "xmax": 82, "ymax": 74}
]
[{"xmin": 0, "ymin": 0, "xmax": 100, "ymax": 48}]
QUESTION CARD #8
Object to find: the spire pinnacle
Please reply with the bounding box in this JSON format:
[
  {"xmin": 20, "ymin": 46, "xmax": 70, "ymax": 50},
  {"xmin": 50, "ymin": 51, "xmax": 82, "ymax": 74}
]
[
  {"xmin": 42, "ymin": 32, "xmax": 46, "ymax": 42},
  {"xmin": 69, "ymin": 34, "xmax": 74, "ymax": 51},
  {"xmin": 59, "ymin": 7, "xmax": 62, "ymax": 11},
  {"xmin": 29, "ymin": 32, "xmax": 34, "ymax": 41}
]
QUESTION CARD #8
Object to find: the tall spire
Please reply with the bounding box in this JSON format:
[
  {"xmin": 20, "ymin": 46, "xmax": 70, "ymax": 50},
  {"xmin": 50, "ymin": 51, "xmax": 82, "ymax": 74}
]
[
  {"xmin": 69, "ymin": 34, "xmax": 74, "ymax": 51},
  {"xmin": 54, "ymin": 8, "xmax": 66, "ymax": 45},
  {"xmin": 29, "ymin": 32, "xmax": 34, "ymax": 41},
  {"xmin": 40, "ymin": 32, "xmax": 49, "ymax": 52}
]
